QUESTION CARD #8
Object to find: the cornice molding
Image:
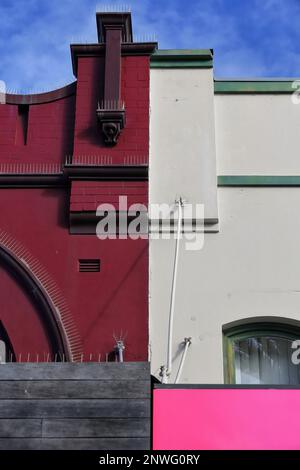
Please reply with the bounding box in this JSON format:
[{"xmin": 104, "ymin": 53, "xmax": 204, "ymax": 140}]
[
  {"xmin": 150, "ymin": 49, "xmax": 213, "ymax": 69},
  {"xmin": 64, "ymin": 164, "xmax": 148, "ymax": 180},
  {"xmin": 214, "ymin": 80, "xmax": 297, "ymax": 94},
  {"xmin": 0, "ymin": 164, "xmax": 148, "ymax": 187},
  {"xmin": 0, "ymin": 174, "xmax": 65, "ymax": 187},
  {"xmin": 71, "ymin": 43, "xmax": 157, "ymax": 76}
]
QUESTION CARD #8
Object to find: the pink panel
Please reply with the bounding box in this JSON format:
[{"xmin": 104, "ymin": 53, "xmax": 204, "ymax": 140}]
[{"xmin": 153, "ymin": 388, "xmax": 300, "ymax": 450}]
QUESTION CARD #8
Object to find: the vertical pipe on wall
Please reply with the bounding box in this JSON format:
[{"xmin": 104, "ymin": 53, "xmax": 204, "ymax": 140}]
[
  {"xmin": 175, "ymin": 337, "xmax": 192, "ymax": 384},
  {"xmin": 162, "ymin": 198, "xmax": 183, "ymax": 383},
  {"xmin": 115, "ymin": 340, "xmax": 125, "ymax": 362}
]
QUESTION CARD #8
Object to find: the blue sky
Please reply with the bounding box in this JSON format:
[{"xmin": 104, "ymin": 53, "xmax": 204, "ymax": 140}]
[{"xmin": 1, "ymin": 0, "xmax": 300, "ymax": 92}]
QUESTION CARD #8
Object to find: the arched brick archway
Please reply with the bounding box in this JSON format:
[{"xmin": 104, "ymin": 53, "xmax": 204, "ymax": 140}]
[{"xmin": 0, "ymin": 231, "xmax": 82, "ymax": 361}]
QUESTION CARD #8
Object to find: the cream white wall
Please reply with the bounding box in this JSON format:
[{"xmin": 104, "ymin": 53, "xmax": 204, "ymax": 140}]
[
  {"xmin": 150, "ymin": 188, "xmax": 300, "ymax": 383},
  {"xmin": 149, "ymin": 71, "xmax": 300, "ymax": 383},
  {"xmin": 215, "ymin": 94, "xmax": 300, "ymax": 175},
  {"xmin": 149, "ymin": 68, "xmax": 218, "ymax": 224}
]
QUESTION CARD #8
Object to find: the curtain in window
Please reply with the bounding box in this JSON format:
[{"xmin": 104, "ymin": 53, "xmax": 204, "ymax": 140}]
[{"xmin": 233, "ymin": 336, "xmax": 300, "ymax": 384}]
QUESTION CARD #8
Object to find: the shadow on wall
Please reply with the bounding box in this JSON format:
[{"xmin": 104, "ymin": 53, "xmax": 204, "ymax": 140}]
[{"xmin": 82, "ymin": 243, "xmax": 148, "ymax": 344}]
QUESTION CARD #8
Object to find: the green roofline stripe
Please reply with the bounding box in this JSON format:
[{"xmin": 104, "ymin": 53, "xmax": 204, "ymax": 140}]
[
  {"xmin": 214, "ymin": 80, "xmax": 297, "ymax": 94},
  {"xmin": 152, "ymin": 49, "xmax": 213, "ymax": 59},
  {"xmin": 151, "ymin": 49, "xmax": 213, "ymax": 69},
  {"xmin": 151, "ymin": 60, "xmax": 213, "ymax": 69},
  {"xmin": 218, "ymin": 176, "xmax": 300, "ymax": 186}
]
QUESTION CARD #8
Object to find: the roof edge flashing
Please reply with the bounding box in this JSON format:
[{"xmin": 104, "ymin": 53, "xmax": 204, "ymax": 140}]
[
  {"xmin": 151, "ymin": 49, "xmax": 213, "ymax": 69},
  {"xmin": 214, "ymin": 79, "xmax": 299, "ymax": 94}
]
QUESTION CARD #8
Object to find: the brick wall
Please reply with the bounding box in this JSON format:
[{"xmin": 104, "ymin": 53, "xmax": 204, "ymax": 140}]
[{"xmin": 73, "ymin": 56, "xmax": 150, "ymax": 164}]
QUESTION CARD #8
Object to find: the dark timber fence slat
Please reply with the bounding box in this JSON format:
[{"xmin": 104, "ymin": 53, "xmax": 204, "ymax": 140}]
[
  {"xmin": 0, "ymin": 362, "xmax": 150, "ymax": 450},
  {"xmin": 0, "ymin": 437, "xmax": 150, "ymax": 450},
  {"xmin": 0, "ymin": 418, "xmax": 150, "ymax": 438},
  {"xmin": 0, "ymin": 363, "xmax": 149, "ymax": 380},
  {"xmin": 0, "ymin": 399, "xmax": 150, "ymax": 418},
  {"xmin": 0, "ymin": 419, "xmax": 42, "ymax": 438},
  {"xmin": 0, "ymin": 380, "xmax": 150, "ymax": 399},
  {"xmin": 43, "ymin": 418, "xmax": 150, "ymax": 438}
]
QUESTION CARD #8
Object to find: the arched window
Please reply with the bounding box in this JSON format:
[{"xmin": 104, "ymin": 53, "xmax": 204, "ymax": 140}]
[{"xmin": 223, "ymin": 320, "xmax": 300, "ymax": 385}]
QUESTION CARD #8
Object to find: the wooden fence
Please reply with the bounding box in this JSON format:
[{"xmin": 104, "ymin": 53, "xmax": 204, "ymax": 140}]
[{"xmin": 0, "ymin": 362, "xmax": 150, "ymax": 450}]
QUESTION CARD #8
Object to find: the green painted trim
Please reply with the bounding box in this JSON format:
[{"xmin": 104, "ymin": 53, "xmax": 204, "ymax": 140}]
[
  {"xmin": 215, "ymin": 80, "xmax": 297, "ymax": 94},
  {"xmin": 151, "ymin": 60, "xmax": 213, "ymax": 69},
  {"xmin": 218, "ymin": 175, "xmax": 300, "ymax": 187},
  {"xmin": 152, "ymin": 49, "xmax": 213, "ymax": 59},
  {"xmin": 223, "ymin": 334, "xmax": 235, "ymax": 385},
  {"xmin": 151, "ymin": 49, "xmax": 213, "ymax": 69}
]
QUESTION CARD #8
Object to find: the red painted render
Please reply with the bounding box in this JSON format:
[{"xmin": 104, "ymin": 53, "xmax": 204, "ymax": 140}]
[
  {"xmin": 0, "ymin": 96, "xmax": 75, "ymax": 164},
  {"xmin": 73, "ymin": 56, "xmax": 150, "ymax": 164},
  {"xmin": 0, "ymin": 23, "xmax": 150, "ymax": 361},
  {"xmin": 0, "ymin": 188, "xmax": 148, "ymax": 360},
  {"xmin": 0, "ymin": 261, "xmax": 53, "ymax": 359},
  {"xmin": 70, "ymin": 181, "xmax": 148, "ymax": 212}
]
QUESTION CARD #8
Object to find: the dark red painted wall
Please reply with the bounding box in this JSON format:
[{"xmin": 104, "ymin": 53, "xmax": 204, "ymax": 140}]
[
  {"xmin": 0, "ymin": 188, "xmax": 148, "ymax": 360},
  {"xmin": 0, "ymin": 49, "xmax": 150, "ymax": 361},
  {"xmin": 0, "ymin": 261, "xmax": 53, "ymax": 359},
  {"xmin": 73, "ymin": 56, "xmax": 149, "ymax": 164},
  {"xmin": 0, "ymin": 96, "xmax": 75, "ymax": 164},
  {"xmin": 0, "ymin": 54, "xmax": 149, "ymax": 166},
  {"xmin": 70, "ymin": 181, "xmax": 148, "ymax": 212}
]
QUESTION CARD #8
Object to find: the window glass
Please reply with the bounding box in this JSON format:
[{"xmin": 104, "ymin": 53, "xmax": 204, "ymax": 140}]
[
  {"xmin": 224, "ymin": 324, "xmax": 300, "ymax": 385},
  {"xmin": 233, "ymin": 335, "xmax": 299, "ymax": 384}
]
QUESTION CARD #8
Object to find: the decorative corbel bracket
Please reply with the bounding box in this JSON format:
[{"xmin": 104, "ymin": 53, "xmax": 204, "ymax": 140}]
[{"xmin": 96, "ymin": 107, "xmax": 125, "ymax": 145}]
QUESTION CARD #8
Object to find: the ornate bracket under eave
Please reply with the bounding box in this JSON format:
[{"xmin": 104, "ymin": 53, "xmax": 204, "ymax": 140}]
[{"xmin": 96, "ymin": 105, "xmax": 125, "ymax": 145}]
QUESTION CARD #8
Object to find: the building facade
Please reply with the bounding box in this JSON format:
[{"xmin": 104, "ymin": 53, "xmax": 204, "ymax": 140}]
[
  {"xmin": 150, "ymin": 59, "xmax": 300, "ymax": 385},
  {"xmin": 0, "ymin": 12, "xmax": 152, "ymax": 364},
  {"xmin": 1, "ymin": 9, "xmax": 300, "ymax": 450}
]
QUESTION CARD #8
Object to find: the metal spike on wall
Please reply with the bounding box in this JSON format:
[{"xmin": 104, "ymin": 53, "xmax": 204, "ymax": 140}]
[
  {"xmin": 0, "ymin": 162, "xmax": 63, "ymax": 175},
  {"xmin": 5, "ymin": 81, "xmax": 75, "ymax": 96},
  {"xmin": 96, "ymin": 4, "xmax": 131, "ymax": 13},
  {"xmin": 70, "ymin": 35, "xmax": 96, "ymax": 44},
  {"xmin": 11, "ymin": 352, "xmax": 104, "ymax": 363},
  {"xmin": 134, "ymin": 33, "xmax": 157, "ymax": 43}
]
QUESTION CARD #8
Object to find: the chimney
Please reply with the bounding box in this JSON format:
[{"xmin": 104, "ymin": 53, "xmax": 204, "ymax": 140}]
[{"xmin": 96, "ymin": 12, "xmax": 133, "ymax": 145}]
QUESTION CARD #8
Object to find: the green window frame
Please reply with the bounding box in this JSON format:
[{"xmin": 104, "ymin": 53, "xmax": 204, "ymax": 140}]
[{"xmin": 223, "ymin": 321, "xmax": 300, "ymax": 384}]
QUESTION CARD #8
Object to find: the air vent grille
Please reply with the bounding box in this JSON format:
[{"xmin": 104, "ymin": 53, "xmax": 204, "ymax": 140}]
[{"xmin": 79, "ymin": 259, "xmax": 100, "ymax": 273}]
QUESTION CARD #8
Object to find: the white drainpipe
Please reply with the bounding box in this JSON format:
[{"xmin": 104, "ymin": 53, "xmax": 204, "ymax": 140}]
[
  {"xmin": 160, "ymin": 198, "xmax": 183, "ymax": 383},
  {"xmin": 175, "ymin": 337, "xmax": 192, "ymax": 384}
]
